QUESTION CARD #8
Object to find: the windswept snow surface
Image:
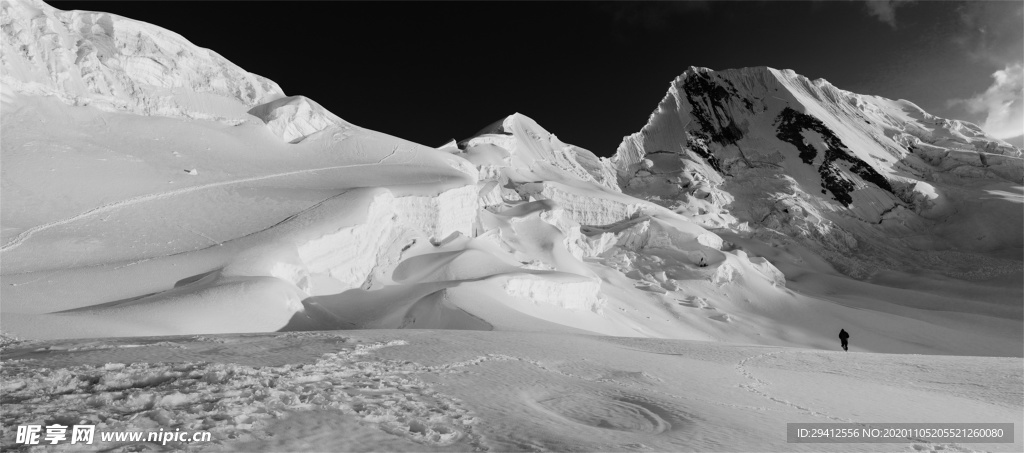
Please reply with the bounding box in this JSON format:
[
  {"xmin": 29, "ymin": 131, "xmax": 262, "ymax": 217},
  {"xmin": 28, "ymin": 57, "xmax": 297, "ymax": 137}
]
[
  {"xmin": 1, "ymin": 2, "xmax": 1022, "ymax": 450},
  {"xmin": 1, "ymin": 331, "xmax": 1021, "ymax": 452}
]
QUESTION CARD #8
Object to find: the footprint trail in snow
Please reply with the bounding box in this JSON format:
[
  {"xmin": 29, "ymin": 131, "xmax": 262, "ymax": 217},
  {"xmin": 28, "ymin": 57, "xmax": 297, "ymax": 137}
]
[{"xmin": 0, "ymin": 336, "xmax": 487, "ymax": 451}]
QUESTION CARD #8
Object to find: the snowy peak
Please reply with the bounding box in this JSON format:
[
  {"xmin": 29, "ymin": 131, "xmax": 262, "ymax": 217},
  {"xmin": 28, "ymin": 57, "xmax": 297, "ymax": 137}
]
[
  {"xmin": 1, "ymin": 0, "xmax": 361, "ymax": 144},
  {"xmin": 618, "ymin": 65, "xmax": 1021, "ymax": 195},
  {"xmin": 455, "ymin": 113, "xmax": 620, "ymax": 193},
  {"xmin": 663, "ymin": 66, "xmax": 1019, "ymax": 158},
  {"xmin": 615, "ymin": 66, "xmax": 1023, "ymax": 278},
  {"xmin": 0, "ymin": 0, "xmax": 284, "ymax": 122}
]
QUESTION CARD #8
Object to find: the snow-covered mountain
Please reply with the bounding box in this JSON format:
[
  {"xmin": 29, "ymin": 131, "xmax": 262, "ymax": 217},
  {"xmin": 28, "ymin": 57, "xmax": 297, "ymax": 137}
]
[
  {"xmin": 612, "ymin": 66, "xmax": 1022, "ymax": 280},
  {"xmin": 2, "ymin": 0, "xmax": 1021, "ymax": 359}
]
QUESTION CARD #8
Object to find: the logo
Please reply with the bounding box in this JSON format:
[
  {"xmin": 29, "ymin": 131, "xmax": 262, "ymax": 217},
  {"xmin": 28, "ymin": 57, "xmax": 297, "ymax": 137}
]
[{"xmin": 16, "ymin": 424, "xmax": 95, "ymax": 445}]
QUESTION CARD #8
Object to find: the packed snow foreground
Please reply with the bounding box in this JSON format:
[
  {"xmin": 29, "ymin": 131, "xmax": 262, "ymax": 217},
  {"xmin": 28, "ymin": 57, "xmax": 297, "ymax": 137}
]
[{"xmin": 1, "ymin": 1, "xmax": 1021, "ymax": 451}]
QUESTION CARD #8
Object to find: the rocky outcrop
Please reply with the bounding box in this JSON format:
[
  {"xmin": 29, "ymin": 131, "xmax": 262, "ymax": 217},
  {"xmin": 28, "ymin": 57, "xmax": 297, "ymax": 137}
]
[{"xmin": 775, "ymin": 107, "xmax": 893, "ymax": 207}]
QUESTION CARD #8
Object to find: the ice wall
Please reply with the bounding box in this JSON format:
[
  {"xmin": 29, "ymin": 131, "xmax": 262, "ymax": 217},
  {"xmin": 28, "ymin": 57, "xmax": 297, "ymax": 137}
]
[
  {"xmin": 503, "ymin": 274, "xmax": 604, "ymax": 314},
  {"xmin": 1, "ymin": 0, "xmax": 284, "ymax": 122}
]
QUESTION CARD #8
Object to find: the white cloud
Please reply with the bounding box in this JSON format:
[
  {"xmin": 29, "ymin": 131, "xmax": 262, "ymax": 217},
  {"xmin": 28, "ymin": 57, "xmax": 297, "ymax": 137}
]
[
  {"xmin": 954, "ymin": 64, "xmax": 1024, "ymax": 140},
  {"xmin": 864, "ymin": 0, "xmax": 913, "ymax": 28}
]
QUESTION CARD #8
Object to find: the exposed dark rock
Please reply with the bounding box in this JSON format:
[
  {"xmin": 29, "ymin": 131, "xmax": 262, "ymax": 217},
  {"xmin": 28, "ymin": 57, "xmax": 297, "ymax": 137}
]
[
  {"xmin": 775, "ymin": 107, "xmax": 893, "ymax": 207},
  {"xmin": 681, "ymin": 73, "xmax": 748, "ymax": 145},
  {"xmin": 685, "ymin": 131, "xmax": 724, "ymax": 174},
  {"xmin": 775, "ymin": 107, "xmax": 836, "ymax": 164}
]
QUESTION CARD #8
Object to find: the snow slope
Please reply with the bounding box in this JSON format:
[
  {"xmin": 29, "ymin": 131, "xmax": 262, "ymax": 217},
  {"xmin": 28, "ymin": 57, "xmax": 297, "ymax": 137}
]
[{"xmin": 1, "ymin": 330, "xmax": 1020, "ymax": 452}]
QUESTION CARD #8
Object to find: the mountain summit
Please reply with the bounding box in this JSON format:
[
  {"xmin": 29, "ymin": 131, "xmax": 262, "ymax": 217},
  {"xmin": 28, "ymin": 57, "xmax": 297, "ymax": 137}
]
[{"xmin": 612, "ymin": 66, "xmax": 1021, "ymax": 279}]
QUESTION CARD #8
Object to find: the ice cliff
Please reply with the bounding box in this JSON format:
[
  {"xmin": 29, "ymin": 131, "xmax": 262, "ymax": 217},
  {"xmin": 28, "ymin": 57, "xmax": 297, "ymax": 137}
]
[{"xmin": 1, "ymin": 0, "xmax": 283, "ymax": 122}]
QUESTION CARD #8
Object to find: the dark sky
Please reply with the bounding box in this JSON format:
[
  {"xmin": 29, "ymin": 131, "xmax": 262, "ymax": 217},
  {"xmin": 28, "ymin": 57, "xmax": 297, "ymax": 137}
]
[{"xmin": 58, "ymin": 1, "xmax": 1024, "ymax": 155}]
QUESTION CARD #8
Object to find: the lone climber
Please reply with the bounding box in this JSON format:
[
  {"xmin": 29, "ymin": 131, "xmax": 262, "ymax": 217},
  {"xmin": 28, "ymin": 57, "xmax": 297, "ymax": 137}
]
[{"xmin": 838, "ymin": 329, "xmax": 849, "ymax": 351}]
